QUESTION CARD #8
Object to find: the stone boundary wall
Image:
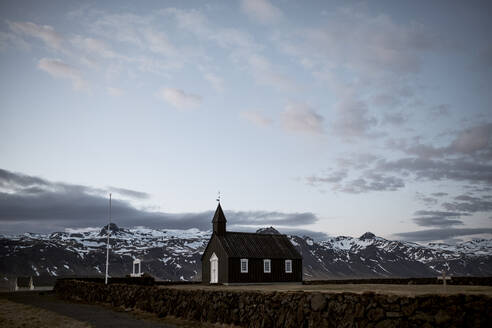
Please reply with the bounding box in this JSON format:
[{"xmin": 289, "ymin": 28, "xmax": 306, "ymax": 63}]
[
  {"xmin": 304, "ymin": 276, "xmax": 492, "ymax": 286},
  {"xmin": 54, "ymin": 280, "xmax": 491, "ymax": 327}
]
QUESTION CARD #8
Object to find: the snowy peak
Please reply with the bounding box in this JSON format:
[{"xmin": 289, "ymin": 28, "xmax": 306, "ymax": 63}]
[
  {"xmin": 359, "ymin": 232, "xmax": 376, "ymax": 240},
  {"xmin": 99, "ymin": 223, "xmax": 122, "ymax": 236},
  {"xmin": 256, "ymin": 227, "xmax": 280, "ymax": 235}
]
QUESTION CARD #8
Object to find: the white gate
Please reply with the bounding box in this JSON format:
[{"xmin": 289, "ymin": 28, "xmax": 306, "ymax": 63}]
[{"xmin": 210, "ymin": 253, "xmax": 218, "ymax": 283}]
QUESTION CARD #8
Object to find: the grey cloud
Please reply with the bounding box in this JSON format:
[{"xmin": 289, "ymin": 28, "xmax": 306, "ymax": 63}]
[
  {"xmin": 227, "ymin": 211, "xmax": 317, "ymax": 226},
  {"xmin": 107, "ymin": 186, "xmax": 150, "ymax": 199},
  {"xmin": 413, "ymin": 216, "xmax": 463, "ymax": 227},
  {"xmin": 414, "ymin": 192, "xmax": 438, "ymax": 206},
  {"xmin": 378, "ymin": 157, "xmax": 492, "ymax": 185},
  {"xmin": 306, "ymin": 170, "xmax": 348, "ymax": 185},
  {"xmin": 0, "ymin": 169, "xmax": 319, "ymax": 233},
  {"xmin": 443, "ymin": 194, "xmax": 492, "ymax": 213},
  {"xmin": 336, "ymin": 174, "xmax": 405, "ymax": 194},
  {"xmin": 395, "ymin": 228, "xmax": 492, "ymax": 242},
  {"xmin": 431, "ymin": 192, "xmax": 448, "ymax": 197},
  {"xmin": 412, "ymin": 210, "xmax": 467, "ymax": 228},
  {"xmin": 414, "ymin": 210, "xmax": 465, "ymax": 217},
  {"xmin": 389, "ymin": 123, "xmax": 492, "ymax": 160}
]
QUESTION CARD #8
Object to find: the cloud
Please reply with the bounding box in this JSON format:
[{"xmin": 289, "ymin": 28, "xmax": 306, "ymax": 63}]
[
  {"xmin": 203, "ymin": 72, "xmax": 224, "ymax": 92},
  {"xmin": 8, "ymin": 21, "xmax": 63, "ymax": 50},
  {"xmin": 143, "ymin": 29, "xmax": 178, "ymax": 57},
  {"xmin": 306, "ymin": 170, "xmax": 404, "ymax": 194},
  {"xmin": 378, "ymin": 157, "xmax": 492, "ymax": 185},
  {"xmin": 71, "ymin": 36, "xmax": 117, "ymax": 59},
  {"xmin": 227, "ymin": 210, "xmax": 317, "ymax": 226},
  {"xmin": 450, "ymin": 123, "xmax": 492, "ymax": 156},
  {"xmin": 274, "ymin": 6, "xmax": 440, "ymax": 81},
  {"xmin": 240, "ymin": 0, "xmax": 283, "ymax": 24},
  {"xmin": 165, "ymin": 8, "xmax": 258, "ymax": 51},
  {"xmin": 442, "ymin": 194, "xmax": 492, "ymax": 214},
  {"xmin": 165, "ymin": 8, "xmax": 295, "ymax": 92},
  {"xmin": 158, "ymin": 87, "xmax": 202, "ymax": 109},
  {"xmin": 247, "ymin": 53, "xmax": 296, "ymax": 91},
  {"xmin": 414, "ymin": 192, "xmax": 438, "ymax": 206},
  {"xmin": 37, "ymin": 58, "xmax": 88, "ymax": 90},
  {"xmin": 107, "ymin": 187, "xmax": 149, "ymax": 200},
  {"xmin": 306, "ymin": 170, "xmax": 348, "ymax": 185},
  {"xmin": 412, "ymin": 210, "xmax": 467, "ymax": 227},
  {"xmin": 332, "ymin": 97, "xmax": 378, "ymax": 138},
  {"xmin": 281, "ymin": 103, "xmax": 324, "ymax": 135},
  {"xmin": 241, "ymin": 111, "xmax": 273, "ymax": 127},
  {"xmin": 0, "ymin": 168, "xmax": 320, "ymax": 233},
  {"xmin": 389, "ymin": 123, "xmax": 492, "ymax": 159},
  {"xmin": 335, "ymin": 173, "xmax": 405, "ymax": 194},
  {"xmin": 395, "ymin": 228, "xmax": 492, "ymax": 242}
]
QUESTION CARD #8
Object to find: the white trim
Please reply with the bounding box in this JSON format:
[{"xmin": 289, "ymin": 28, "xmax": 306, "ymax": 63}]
[
  {"xmin": 131, "ymin": 259, "xmax": 143, "ymax": 277},
  {"xmin": 285, "ymin": 259, "xmax": 292, "ymax": 273},
  {"xmin": 263, "ymin": 259, "xmax": 271, "ymax": 273},
  {"xmin": 240, "ymin": 259, "xmax": 248, "ymax": 273}
]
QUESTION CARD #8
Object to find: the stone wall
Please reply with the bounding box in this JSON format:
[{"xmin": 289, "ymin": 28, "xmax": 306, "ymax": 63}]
[{"xmin": 54, "ymin": 280, "xmax": 491, "ymax": 328}]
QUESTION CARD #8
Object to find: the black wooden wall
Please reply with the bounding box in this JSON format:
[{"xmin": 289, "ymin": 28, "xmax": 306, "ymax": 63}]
[{"xmin": 227, "ymin": 258, "xmax": 302, "ymax": 283}]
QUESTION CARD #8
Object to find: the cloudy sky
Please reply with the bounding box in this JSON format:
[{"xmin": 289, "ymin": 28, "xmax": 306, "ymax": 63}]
[{"xmin": 1, "ymin": 0, "xmax": 491, "ymax": 243}]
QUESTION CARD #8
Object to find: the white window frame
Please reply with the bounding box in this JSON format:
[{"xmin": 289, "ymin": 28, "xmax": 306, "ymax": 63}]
[
  {"xmin": 240, "ymin": 259, "xmax": 248, "ymax": 273},
  {"xmin": 285, "ymin": 259, "xmax": 292, "ymax": 273},
  {"xmin": 263, "ymin": 259, "xmax": 271, "ymax": 273}
]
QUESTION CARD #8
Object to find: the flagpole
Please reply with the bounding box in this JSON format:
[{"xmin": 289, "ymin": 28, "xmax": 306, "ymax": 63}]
[{"xmin": 105, "ymin": 193, "xmax": 111, "ymax": 285}]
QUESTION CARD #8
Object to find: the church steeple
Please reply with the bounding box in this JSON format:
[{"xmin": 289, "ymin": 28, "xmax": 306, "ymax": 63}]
[{"xmin": 212, "ymin": 203, "xmax": 227, "ymax": 235}]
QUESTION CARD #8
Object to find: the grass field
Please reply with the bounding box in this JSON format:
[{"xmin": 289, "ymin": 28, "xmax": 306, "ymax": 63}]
[
  {"xmin": 0, "ymin": 298, "xmax": 91, "ymax": 328},
  {"xmin": 162, "ymin": 283, "xmax": 492, "ymax": 296}
]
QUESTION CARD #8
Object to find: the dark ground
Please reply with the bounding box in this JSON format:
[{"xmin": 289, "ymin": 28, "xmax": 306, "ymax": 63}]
[{"xmin": 0, "ymin": 291, "xmax": 217, "ymax": 328}]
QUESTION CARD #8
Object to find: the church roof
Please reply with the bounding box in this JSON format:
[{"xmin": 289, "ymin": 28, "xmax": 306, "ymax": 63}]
[
  {"xmin": 216, "ymin": 231, "xmax": 302, "ymax": 259},
  {"xmin": 212, "ymin": 203, "xmax": 227, "ymax": 223}
]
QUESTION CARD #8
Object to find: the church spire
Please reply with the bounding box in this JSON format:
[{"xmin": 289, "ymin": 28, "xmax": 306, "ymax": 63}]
[{"xmin": 212, "ymin": 203, "xmax": 227, "ymax": 235}]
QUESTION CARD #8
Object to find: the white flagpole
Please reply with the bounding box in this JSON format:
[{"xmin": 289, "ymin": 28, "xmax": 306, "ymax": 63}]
[{"xmin": 105, "ymin": 193, "xmax": 111, "ymax": 285}]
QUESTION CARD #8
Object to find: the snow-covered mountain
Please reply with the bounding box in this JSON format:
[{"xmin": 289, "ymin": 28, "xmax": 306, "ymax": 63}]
[{"xmin": 1, "ymin": 224, "xmax": 491, "ymax": 285}]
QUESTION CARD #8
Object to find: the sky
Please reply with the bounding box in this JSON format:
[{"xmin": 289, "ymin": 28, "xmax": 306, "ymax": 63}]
[{"xmin": 0, "ymin": 0, "xmax": 491, "ymax": 243}]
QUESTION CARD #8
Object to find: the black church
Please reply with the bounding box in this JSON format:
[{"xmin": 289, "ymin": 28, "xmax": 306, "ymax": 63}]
[{"xmin": 201, "ymin": 204, "xmax": 302, "ymax": 284}]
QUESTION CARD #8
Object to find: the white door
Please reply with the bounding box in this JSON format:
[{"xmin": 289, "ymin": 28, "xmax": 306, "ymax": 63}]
[{"xmin": 210, "ymin": 253, "xmax": 218, "ymax": 283}]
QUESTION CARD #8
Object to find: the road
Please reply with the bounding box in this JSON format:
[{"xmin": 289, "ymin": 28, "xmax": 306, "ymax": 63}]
[{"xmin": 0, "ymin": 291, "xmax": 192, "ymax": 328}]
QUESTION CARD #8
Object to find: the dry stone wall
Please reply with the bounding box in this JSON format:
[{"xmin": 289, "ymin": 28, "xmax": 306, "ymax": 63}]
[{"xmin": 54, "ymin": 280, "xmax": 491, "ymax": 328}]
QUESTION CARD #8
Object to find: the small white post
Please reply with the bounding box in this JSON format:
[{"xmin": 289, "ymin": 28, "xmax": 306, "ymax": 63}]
[
  {"xmin": 105, "ymin": 193, "xmax": 112, "ymax": 285},
  {"xmin": 437, "ymin": 270, "xmax": 451, "ymax": 292}
]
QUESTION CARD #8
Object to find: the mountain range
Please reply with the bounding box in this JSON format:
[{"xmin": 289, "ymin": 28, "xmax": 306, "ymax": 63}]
[{"xmin": 1, "ymin": 223, "xmax": 491, "ymax": 287}]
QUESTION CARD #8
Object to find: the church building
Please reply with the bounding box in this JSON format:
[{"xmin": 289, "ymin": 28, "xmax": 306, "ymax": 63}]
[{"xmin": 201, "ymin": 204, "xmax": 302, "ymax": 284}]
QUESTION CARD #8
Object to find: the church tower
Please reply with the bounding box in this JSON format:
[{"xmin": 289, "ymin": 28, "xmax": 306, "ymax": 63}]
[{"xmin": 212, "ymin": 203, "xmax": 227, "ymax": 236}]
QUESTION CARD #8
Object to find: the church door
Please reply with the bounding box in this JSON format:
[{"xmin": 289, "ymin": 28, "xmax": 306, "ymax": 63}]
[{"xmin": 210, "ymin": 253, "xmax": 218, "ymax": 284}]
